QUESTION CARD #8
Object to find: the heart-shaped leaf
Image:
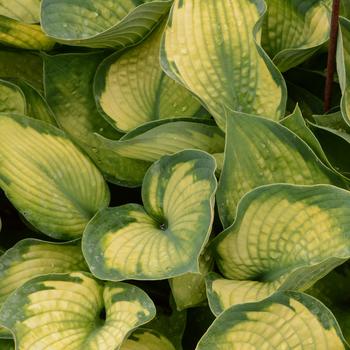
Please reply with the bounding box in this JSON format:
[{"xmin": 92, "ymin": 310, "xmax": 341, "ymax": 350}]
[
  {"xmin": 121, "ymin": 329, "xmax": 175, "ymax": 350},
  {"xmin": 95, "ymin": 22, "xmax": 202, "ymax": 132},
  {"xmin": 196, "ymin": 291, "xmax": 349, "ymax": 349},
  {"xmin": 217, "ymin": 109, "xmax": 347, "ymax": 228},
  {"xmin": 161, "ymin": 0, "xmax": 286, "ymax": 130},
  {"xmin": 0, "ymin": 0, "xmax": 40, "ymax": 23},
  {"xmin": 338, "ymin": 17, "xmax": 350, "ymax": 125},
  {"xmin": 83, "ymin": 150, "xmax": 217, "ymax": 281},
  {"xmin": 212, "ymin": 184, "xmax": 350, "ymax": 311},
  {"xmin": 0, "ymin": 272, "xmax": 156, "ymax": 349},
  {"xmin": 0, "ymin": 239, "xmax": 88, "ymax": 338},
  {"xmin": 0, "ymin": 15, "xmax": 54, "ymax": 50},
  {"xmin": 262, "ymin": 0, "xmax": 330, "ymax": 72},
  {"xmin": 41, "ymin": 0, "xmax": 172, "ymax": 48},
  {"xmin": 0, "ymin": 113, "xmax": 110, "ymax": 240}
]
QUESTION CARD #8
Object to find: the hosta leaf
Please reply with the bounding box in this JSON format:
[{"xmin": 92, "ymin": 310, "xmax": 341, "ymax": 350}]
[
  {"xmin": 280, "ymin": 105, "xmax": 331, "ymax": 166},
  {"xmin": 196, "ymin": 291, "xmax": 349, "ymax": 349},
  {"xmin": 217, "ymin": 110, "xmax": 347, "ymax": 228},
  {"xmin": 309, "ymin": 112, "xmax": 350, "ymax": 175},
  {"xmin": 161, "ymin": 0, "xmax": 286, "ymax": 131},
  {"xmin": 0, "ymin": 239, "xmax": 88, "ymax": 338},
  {"xmin": 262, "ymin": 0, "xmax": 330, "ymax": 72},
  {"xmin": 121, "ymin": 329, "xmax": 175, "ymax": 350},
  {"xmin": 205, "ymin": 272, "xmax": 258, "ymax": 317},
  {"xmin": 313, "ymin": 112, "xmax": 350, "ymax": 133},
  {"xmin": 307, "ymin": 264, "xmax": 350, "ymax": 343},
  {"xmin": 0, "ymin": 272, "xmax": 156, "ymax": 350},
  {"xmin": 323, "ymin": 0, "xmax": 350, "ymax": 19},
  {"xmin": 98, "ymin": 118, "xmax": 224, "ymax": 163},
  {"xmin": 0, "ymin": 114, "xmax": 109, "ymax": 240},
  {"xmin": 43, "ymin": 52, "xmax": 151, "ymax": 187},
  {"xmin": 0, "ymin": 50, "xmax": 43, "ymax": 91},
  {"xmin": 0, "ymin": 15, "xmax": 54, "ymax": 50},
  {"xmin": 145, "ymin": 295, "xmax": 186, "ymax": 350},
  {"xmin": 170, "ymin": 251, "xmax": 213, "ymax": 311},
  {"xmin": 338, "ymin": 17, "xmax": 350, "ymax": 124},
  {"xmin": 41, "ymin": 0, "xmax": 172, "ymax": 48},
  {"xmin": 0, "ymin": 0, "xmax": 40, "ymax": 23},
  {"xmin": 83, "ymin": 150, "xmax": 217, "ymax": 281},
  {"xmin": 0, "ymin": 79, "xmax": 25, "ymax": 114},
  {"xmin": 95, "ymin": 23, "xmax": 201, "ymax": 132},
  {"xmin": 10, "ymin": 79, "xmax": 57, "ymax": 125},
  {"xmin": 341, "ymin": 0, "xmax": 350, "ymax": 19},
  {"xmin": 0, "ymin": 78, "xmax": 56, "ymax": 125},
  {"xmin": 213, "ymin": 184, "xmax": 350, "ymax": 310}
]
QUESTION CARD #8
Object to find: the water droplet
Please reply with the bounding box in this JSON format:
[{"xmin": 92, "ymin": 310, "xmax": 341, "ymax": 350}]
[
  {"xmin": 63, "ymin": 23, "xmax": 68, "ymax": 28},
  {"xmin": 94, "ymin": 12, "xmax": 99, "ymax": 17},
  {"xmin": 181, "ymin": 106, "xmax": 187, "ymax": 112},
  {"xmin": 92, "ymin": 147, "xmax": 98, "ymax": 153}
]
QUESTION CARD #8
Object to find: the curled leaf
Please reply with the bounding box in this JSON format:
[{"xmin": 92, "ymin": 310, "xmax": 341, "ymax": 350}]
[
  {"xmin": 161, "ymin": 0, "xmax": 286, "ymax": 130},
  {"xmin": 196, "ymin": 291, "xmax": 349, "ymax": 349},
  {"xmin": 83, "ymin": 150, "xmax": 217, "ymax": 281},
  {"xmin": 41, "ymin": 0, "xmax": 172, "ymax": 48},
  {"xmin": 0, "ymin": 272, "xmax": 156, "ymax": 349},
  {"xmin": 213, "ymin": 184, "xmax": 350, "ymax": 310}
]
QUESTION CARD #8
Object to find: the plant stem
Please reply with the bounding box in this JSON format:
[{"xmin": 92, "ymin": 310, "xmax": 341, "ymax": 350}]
[{"xmin": 324, "ymin": 0, "xmax": 341, "ymax": 113}]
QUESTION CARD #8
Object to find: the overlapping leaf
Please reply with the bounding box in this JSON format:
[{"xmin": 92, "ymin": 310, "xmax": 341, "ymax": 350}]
[
  {"xmin": 98, "ymin": 118, "xmax": 224, "ymax": 163},
  {"xmin": 43, "ymin": 52, "xmax": 148, "ymax": 187},
  {"xmin": 170, "ymin": 251, "xmax": 213, "ymax": 311},
  {"xmin": 338, "ymin": 17, "xmax": 350, "ymax": 125},
  {"xmin": 41, "ymin": 0, "xmax": 172, "ymax": 48},
  {"xmin": 161, "ymin": 0, "xmax": 286, "ymax": 130},
  {"xmin": 0, "ymin": 15, "xmax": 54, "ymax": 50},
  {"xmin": 0, "ymin": 50, "xmax": 43, "ymax": 91},
  {"xmin": 0, "ymin": 78, "xmax": 56, "ymax": 125},
  {"xmin": 307, "ymin": 264, "xmax": 350, "ymax": 343},
  {"xmin": 0, "ymin": 0, "xmax": 40, "ymax": 23},
  {"xmin": 262, "ymin": 0, "xmax": 330, "ymax": 72},
  {"xmin": 216, "ymin": 109, "xmax": 347, "ymax": 228},
  {"xmin": 0, "ymin": 113, "xmax": 109, "ymax": 240},
  {"xmin": 0, "ymin": 79, "xmax": 25, "ymax": 114},
  {"xmin": 122, "ymin": 329, "xmax": 176, "ymax": 350},
  {"xmin": 212, "ymin": 184, "xmax": 350, "ymax": 312},
  {"xmin": 196, "ymin": 291, "xmax": 349, "ymax": 349},
  {"xmin": 95, "ymin": 22, "xmax": 202, "ymax": 132},
  {"xmin": 0, "ymin": 272, "xmax": 156, "ymax": 349},
  {"xmin": 309, "ymin": 112, "xmax": 350, "ymax": 175},
  {"xmin": 83, "ymin": 150, "xmax": 217, "ymax": 281},
  {"xmin": 0, "ymin": 239, "xmax": 88, "ymax": 338}
]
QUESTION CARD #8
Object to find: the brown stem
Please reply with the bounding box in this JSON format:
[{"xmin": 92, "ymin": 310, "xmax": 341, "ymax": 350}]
[{"xmin": 324, "ymin": 0, "xmax": 341, "ymax": 112}]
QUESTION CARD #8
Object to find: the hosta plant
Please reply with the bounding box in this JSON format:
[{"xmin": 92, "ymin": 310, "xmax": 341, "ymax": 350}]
[{"xmin": 0, "ymin": 0, "xmax": 350, "ymax": 349}]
